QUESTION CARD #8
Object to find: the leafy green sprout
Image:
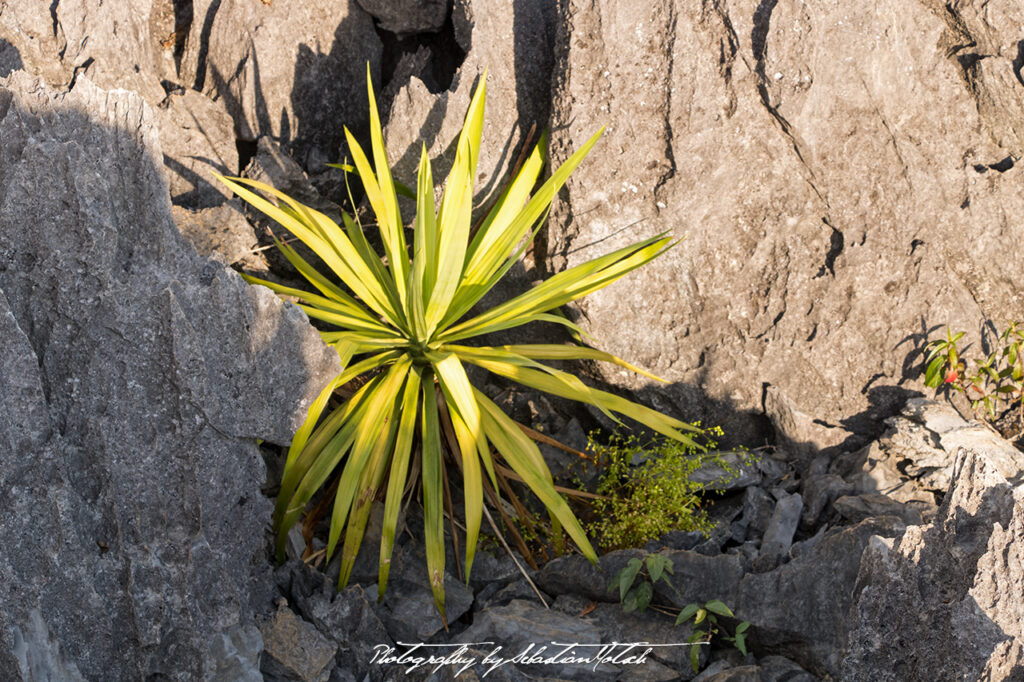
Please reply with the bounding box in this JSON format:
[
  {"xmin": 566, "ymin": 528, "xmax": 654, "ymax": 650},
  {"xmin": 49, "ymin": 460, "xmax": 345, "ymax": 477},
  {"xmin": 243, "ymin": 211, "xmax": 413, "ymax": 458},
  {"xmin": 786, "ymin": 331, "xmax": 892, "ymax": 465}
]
[
  {"xmin": 216, "ymin": 66, "xmax": 703, "ymax": 620},
  {"xmin": 677, "ymin": 600, "xmax": 750, "ymax": 672},
  {"xmin": 924, "ymin": 322, "xmax": 1024, "ymax": 425},
  {"xmin": 611, "ymin": 555, "xmax": 750, "ymax": 672}
]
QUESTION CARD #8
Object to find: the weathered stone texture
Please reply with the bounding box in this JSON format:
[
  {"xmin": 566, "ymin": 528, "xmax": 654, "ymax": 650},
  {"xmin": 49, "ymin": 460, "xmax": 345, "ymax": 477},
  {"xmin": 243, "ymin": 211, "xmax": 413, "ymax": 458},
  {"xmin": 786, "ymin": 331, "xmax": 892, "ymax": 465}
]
[
  {"xmin": 0, "ymin": 74, "xmax": 338, "ymax": 681},
  {"xmin": 180, "ymin": 0, "xmax": 382, "ymax": 165},
  {"xmin": 842, "ymin": 447, "xmax": 1024, "ymax": 680},
  {"xmin": 546, "ymin": 0, "xmax": 1024, "ymax": 444},
  {"xmin": 383, "ymin": 0, "xmax": 558, "ymax": 206}
]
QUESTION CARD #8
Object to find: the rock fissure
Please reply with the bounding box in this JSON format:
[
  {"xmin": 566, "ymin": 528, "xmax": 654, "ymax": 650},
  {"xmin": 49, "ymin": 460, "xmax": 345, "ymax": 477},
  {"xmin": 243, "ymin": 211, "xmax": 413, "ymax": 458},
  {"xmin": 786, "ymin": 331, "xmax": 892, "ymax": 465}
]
[{"xmin": 652, "ymin": 2, "xmax": 678, "ymax": 200}]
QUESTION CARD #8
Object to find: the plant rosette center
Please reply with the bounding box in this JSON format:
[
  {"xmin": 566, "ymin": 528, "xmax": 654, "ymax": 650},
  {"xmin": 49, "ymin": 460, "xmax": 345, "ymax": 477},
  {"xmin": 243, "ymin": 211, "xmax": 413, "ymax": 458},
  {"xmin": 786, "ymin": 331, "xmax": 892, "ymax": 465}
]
[{"xmin": 406, "ymin": 339, "xmax": 438, "ymax": 365}]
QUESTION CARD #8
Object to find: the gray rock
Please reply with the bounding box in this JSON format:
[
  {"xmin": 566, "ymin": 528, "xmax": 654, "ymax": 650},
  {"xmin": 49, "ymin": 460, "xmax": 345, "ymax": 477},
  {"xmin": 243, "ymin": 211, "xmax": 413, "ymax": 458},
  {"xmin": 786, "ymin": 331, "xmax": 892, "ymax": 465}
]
[
  {"xmin": 737, "ymin": 517, "xmax": 905, "ymax": 677},
  {"xmin": 239, "ymin": 135, "xmax": 351, "ymax": 281},
  {"xmin": 807, "ymin": 455, "xmax": 831, "ymax": 478},
  {"xmin": 800, "ymin": 475, "xmax": 853, "ymax": 528},
  {"xmin": 650, "ymin": 530, "xmax": 704, "ymax": 552},
  {"xmin": 455, "ymin": 599, "xmax": 617, "ymax": 681},
  {"xmin": 172, "ymin": 201, "xmax": 264, "ymax": 268},
  {"xmin": 0, "ymin": 4, "xmax": 68, "ymax": 86},
  {"xmin": 901, "ymin": 398, "xmax": 969, "ymax": 435},
  {"xmin": 841, "ymin": 399, "xmax": 1024, "ymax": 506},
  {"xmin": 1, "ymin": 0, "xmax": 386, "ymax": 180},
  {"xmin": 1, "ymin": 1, "xmax": 240, "ymax": 209},
  {"xmin": 0, "ymin": 37, "xmax": 21, "ymax": 78},
  {"xmin": 536, "ymin": 546, "xmax": 743, "ymax": 610},
  {"xmin": 764, "ymin": 386, "xmax": 854, "ymax": 460},
  {"xmin": 375, "ymin": 543, "xmax": 474, "ymax": 642},
  {"xmin": 938, "ymin": 424, "xmax": 1024, "ymax": 485},
  {"xmin": 906, "ymin": 397, "xmax": 1024, "ymax": 484},
  {"xmin": 841, "ymin": 445, "xmax": 1024, "ymax": 680},
  {"xmin": 787, "ymin": 525, "xmax": 828, "ymax": 562},
  {"xmin": 688, "ymin": 451, "xmax": 762, "ymax": 491},
  {"xmin": 843, "ymin": 416, "xmax": 951, "ymax": 503},
  {"xmin": 180, "ymin": 0, "xmax": 382, "ymax": 165},
  {"xmin": 476, "ymin": 577, "xmax": 545, "ymax": 611},
  {"xmin": 261, "ymin": 604, "xmax": 337, "ymax": 682},
  {"xmin": 329, "ymin": 667, "xmax": 358, "ymax": 682},
  {"xmin": 758, "ymin": 655, "xmax": 819, "ymax": 681},
  {"xmin": 545, "ymin": 0, "xmax": 1024, "ymax": 447},
  {"xmin": 285, "ymin": 525, "xmax": 309, "ymax": 563},
  {"xmin": 741, "ymin": 487, "xmax": 775, "ymax": 539},
  {"xmin": 0, "ymin": 0, "xmax": 168, "ymax": 101},
  {"xmin": 753, "ymin": 493, "xmax": 803, "ymax": 572},
  {"xmin": 241, "ymin": 136, "xmax": 349, "ymax": 252},
  {"xmin": 7, "ymin": 610, "xmax": 87, "ymax": 682},
  {"xmin": 652, "ymin": 551, "xmax": 747, "ymax": 611},
  {"xmin": 832, "ymin": 494, "xmax": 930, "ymax": 526},
  {"xmin": 693, "ymin": 665, "xmax": 759, "ymax": 682},
  {"xmin": 550, "ymin": 592, "xmax": 591, "ymax": 616},
  {"xmin": 727, "ymin": 541, "xmax": 760, "ymax": 565},
  {"xmin": 0, "ymin": 74, "xmax": 338, "ymax": 681},
  {"xmin": 322, "ymin": 501, "xmax": 394, "ymax": 586},
  {"xmin": 699, "ymin": 494, "xmax": 747, "ymax": 554},
  {"xmin": 465, "ymin": 546, "xmax": 522, "ymax": 592},
  {"xmin": 288, "ymin": 575, "xmax": 393, "ymax": 682},
  {"xmin": 535, "ymin": 549, "xmax": 644, "ymax": 603},
  {"xmin": 384, "ymin": 0, "xmax": 558, "ymax": 208},
  {"xmin": 615, "ymin": 658, "xmax": 685, "ymax": 682},
  {"xmin": 755, "ymin": 455, "xmax": 793, "ymax": 489},
  {"xmin": 691, "ymin": 661, "xmax": 731, "ymax": 682},
  {"xmin": 156, "ymin": 88, "xmax": 240, "ymax": 208},
  {"xmin": 208, "ymin": 624, "xmax": 265, "ymax": 682},
  {"xmin": 728, "ymin": 518, "xmax": 747, "ymax": 545},
  {"xmin": 551, "ymin": 595, "xmax": 704, "ymax": 676},
  {"xmin": 942, "ymin": 1, "xmax": 1024, "ymax": 158},
  {"xmin": 244, "ymin": 137, "xmax": 342, "ymax": 215},
  {"xmin": 374, "ymin": 646, "xmax": 542, "ymax": 682},
  {"xmin": 537, "ymin": 415, "xmax": 591, "ymax": 483},
  {"xmin": 355, "ymin": 0, "xmax": 449, "ymax": 37}
]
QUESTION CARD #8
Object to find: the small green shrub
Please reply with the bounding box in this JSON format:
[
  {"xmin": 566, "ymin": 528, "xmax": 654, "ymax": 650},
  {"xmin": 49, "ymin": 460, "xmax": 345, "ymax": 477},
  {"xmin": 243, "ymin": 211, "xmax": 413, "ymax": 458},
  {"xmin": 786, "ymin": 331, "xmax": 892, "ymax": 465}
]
[
  {"xmin": 610, "ymin": 555, "xmax": 751, "ymax": 672},
  {"xmin": 924, "ymin": 322, "xmax": 1024, "ymax": 425},
  {"xmin": 585, "ymin": 428, "xmax": 742, "ymax": 550}
]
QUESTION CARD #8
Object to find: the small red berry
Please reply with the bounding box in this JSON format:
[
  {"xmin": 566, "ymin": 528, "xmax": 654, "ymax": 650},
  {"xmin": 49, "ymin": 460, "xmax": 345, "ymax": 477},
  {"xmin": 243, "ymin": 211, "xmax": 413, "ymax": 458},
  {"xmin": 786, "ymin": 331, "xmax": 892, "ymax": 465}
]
[{"xmin": 944, "ymin": 369, "xmax": 959, "ymax": 384}]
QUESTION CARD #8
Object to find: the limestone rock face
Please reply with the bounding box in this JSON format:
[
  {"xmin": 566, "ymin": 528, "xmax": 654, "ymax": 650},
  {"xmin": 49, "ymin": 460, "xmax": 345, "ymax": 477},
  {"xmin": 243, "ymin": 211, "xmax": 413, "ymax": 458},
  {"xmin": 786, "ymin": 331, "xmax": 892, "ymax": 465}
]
[
  {"xmin": 0, "ymin": 0, "xmax": 382, "ymax": 199},
  {"xmin": 179, "ymin": 0, "xmax": 382, "ymax": 166},
  {"xmin": 355, "ymin": 0, "xmax": 450, "ymax": 37},
  {"xmin": 736, "ymin": 517, "xmax": 905, "ymax": 675},
  {"xmin": 383, "ymin": 0, "xmax": 558, "ymax": 207},
  {"xmin": 546, "ymin": 0, "xmax": 1024, "ymax": 443},
  {"xmin": 0, "ymin": 0, "xmax": 171, "ymax": 101},
  {"xmin": 0, "ymin": 74, "xmax": 338, "ymax": 681},
  {"xmin": 155, "ymin": 89, "xmax": 240, "ymax": 208},
  {"xmin": 0, "ymin": 1, "xmax": 232, "ymax": 209},
  {"xmin": 842, "ymin": 446, "xmax": 1024, "ymax": 680}
]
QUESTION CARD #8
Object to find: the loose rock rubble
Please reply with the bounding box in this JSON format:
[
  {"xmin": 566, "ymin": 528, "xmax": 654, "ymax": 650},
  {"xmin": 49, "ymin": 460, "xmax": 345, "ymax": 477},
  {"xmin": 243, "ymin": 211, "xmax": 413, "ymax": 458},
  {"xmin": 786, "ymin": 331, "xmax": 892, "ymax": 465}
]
[{"xmin": 247, "ymin": 396, "xmax": 1023, "ymax": 680}]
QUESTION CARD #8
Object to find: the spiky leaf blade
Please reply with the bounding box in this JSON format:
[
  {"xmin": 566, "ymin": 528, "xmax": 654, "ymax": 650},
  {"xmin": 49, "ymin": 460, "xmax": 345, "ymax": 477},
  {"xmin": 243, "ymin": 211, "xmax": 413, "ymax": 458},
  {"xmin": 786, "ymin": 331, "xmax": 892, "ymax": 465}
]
[
  {"xmin": 421, "ymin": 375, "xmax": 447, "ymax": 621},
  {"xmin": 378, "ymin": 368, "xmax": 422, "ymax": 599}
]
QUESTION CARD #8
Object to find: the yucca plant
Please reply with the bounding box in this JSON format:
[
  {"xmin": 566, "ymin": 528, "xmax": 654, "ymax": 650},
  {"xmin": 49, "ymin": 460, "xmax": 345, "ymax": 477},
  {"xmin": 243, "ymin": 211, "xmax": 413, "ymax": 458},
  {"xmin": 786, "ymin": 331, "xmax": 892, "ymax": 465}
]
[{"xmin": 216, "ymin": 68, "xmax": 701, "ymax": 620}]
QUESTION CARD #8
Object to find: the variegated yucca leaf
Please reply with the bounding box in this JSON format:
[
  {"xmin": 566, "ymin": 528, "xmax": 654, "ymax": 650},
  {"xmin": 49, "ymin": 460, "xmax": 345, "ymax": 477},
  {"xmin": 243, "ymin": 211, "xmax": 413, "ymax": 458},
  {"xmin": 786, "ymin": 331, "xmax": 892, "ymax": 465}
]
[{"xmin": 217, "ymin": 65, "xmax": 701, "ymax": 620}]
